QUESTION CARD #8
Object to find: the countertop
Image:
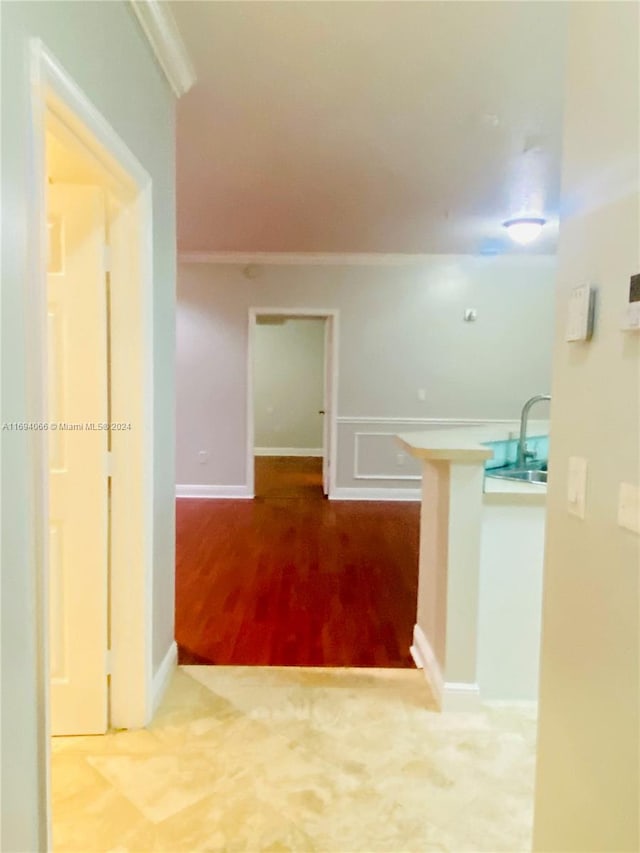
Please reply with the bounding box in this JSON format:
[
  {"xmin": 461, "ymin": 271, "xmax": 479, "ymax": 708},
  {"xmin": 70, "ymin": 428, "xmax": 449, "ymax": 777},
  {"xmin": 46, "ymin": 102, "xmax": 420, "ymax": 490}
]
[
  {"xmin": 397, "ymin": 420, "xmax": 550, "ymax": 502},
  {"xmin": 483, "ymin": 473, "xmax": 547, "ymax": 503},
  {"xmin": 397, "ymin": 420, "xmax": 549, "ymax": 463}
]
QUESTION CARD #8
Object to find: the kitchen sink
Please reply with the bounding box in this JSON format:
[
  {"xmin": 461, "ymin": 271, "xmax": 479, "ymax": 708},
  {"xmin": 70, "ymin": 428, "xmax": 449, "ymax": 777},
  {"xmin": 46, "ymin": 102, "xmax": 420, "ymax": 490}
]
[{"xmin": 487, "ymin": 464, "xmax": 548, "ymax": 485}]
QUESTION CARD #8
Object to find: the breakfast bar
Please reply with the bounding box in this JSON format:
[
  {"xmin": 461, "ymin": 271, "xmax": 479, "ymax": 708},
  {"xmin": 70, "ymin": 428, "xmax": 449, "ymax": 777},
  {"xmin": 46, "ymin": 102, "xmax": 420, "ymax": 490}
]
[{"xmin": 398, "ymin": 421, "xmax": 548, "ymax": 709}]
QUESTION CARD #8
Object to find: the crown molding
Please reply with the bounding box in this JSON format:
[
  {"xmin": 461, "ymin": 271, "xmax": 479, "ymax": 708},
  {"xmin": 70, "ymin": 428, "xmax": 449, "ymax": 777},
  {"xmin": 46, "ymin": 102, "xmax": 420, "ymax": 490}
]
[
  {"xmin": 129, "ymin": 0, "xmax": 196, "ymax": 97},
  {"xmin": 179, "ymin": 251, "xmax": 444, "ymax": 266},
  {"xmin": 177, "ymin": 250, "xmax": 557, "ymax": 267}
]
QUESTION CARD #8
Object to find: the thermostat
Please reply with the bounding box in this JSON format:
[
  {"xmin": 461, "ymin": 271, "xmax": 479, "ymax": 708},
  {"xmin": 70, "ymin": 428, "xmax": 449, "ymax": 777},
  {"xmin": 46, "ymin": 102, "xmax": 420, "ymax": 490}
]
[{"xmin": 566, "ymin": 284, "xmax": 596, "ymax": 342}]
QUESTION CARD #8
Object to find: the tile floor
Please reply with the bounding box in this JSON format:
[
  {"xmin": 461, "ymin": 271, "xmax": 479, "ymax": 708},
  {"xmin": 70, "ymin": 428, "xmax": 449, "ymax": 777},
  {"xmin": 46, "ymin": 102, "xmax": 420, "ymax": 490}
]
[{"xmin": 52, "ymin": 666, "xmax": 537, "ymax": 852}]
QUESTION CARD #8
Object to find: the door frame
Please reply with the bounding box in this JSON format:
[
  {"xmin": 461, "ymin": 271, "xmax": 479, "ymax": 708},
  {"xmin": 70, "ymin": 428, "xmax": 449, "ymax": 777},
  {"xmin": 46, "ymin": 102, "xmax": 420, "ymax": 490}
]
[
  {"xmin": 246, "ymin": 307, "xmax": 339, "ymax": 497},
  {"xmin": 27, "ymin": 39, "xmax": 155, "ymax": 845}
]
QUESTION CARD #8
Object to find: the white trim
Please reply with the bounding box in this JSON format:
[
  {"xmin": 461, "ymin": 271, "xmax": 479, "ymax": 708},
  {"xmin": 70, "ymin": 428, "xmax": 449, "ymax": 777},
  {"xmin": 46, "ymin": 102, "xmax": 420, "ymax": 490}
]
[
  {"xmin": 128, "ymin": 0, "xmax": 196, "ymax": 97},
  {"xmin": 483, "ymin": 699, "xmax": 538, "ymax": 711},
  {"xmin": 151, "ymin": 641, "xmax": 177, "ymax": 714},
  {"xmin": 178, "ymin": 251, "xmax": 557, "ymax": 267},
  {"xmin": 338, "ymin": 416, "xmax": 517, "ymax": 426},
  {"xmin": 411, "ymin": 625, "xmax": 482, "ymax": 712},
  {"xmin": 410, "ymin": 624, "xmax": 444, "ymax": 707},
  {"xmin": 36, "ymin": 46, "xmax": 151, "ymax": 189},
  {"xmin": 442, "ymin": 682, "xmax": 483, "ymax": 712},
  {"xmin": 180, "ymin": 251, "xmax": 447, "ymax": 266},
  {"xmin": 176, "ymin": 484, "xmax": 253, "ymax": 499},
  {"xmin": 247, "ymin": 313, "xmax": 256, "ymax": 498},
  {"xmin": 29, "ymin": 40, "xmax": 156, "ymax": 848},
  {"xmin": 254, "ymin": 447, "xmax": 324, "ymax": 457},
  {"xmin": 330, "ymin": 487, "xmax": 421, "ymax": 502},
  {"xmin": 353, "ymin": 431, "xmax": 422, "ymax": 481},
  {"xmin": 247, "ymin": 308, "xmax": 339, "ymax": 500}
]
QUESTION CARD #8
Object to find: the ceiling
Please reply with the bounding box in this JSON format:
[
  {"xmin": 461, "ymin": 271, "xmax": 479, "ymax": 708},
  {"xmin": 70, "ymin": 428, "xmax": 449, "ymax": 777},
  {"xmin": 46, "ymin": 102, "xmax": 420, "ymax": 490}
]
[{"xmin": 172, "ymin": 1, "xmax": 568, "ymax": 255}]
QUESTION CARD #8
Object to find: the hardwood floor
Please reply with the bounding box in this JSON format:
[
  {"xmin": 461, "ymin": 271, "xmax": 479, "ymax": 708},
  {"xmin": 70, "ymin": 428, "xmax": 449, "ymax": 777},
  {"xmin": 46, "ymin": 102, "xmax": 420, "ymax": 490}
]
[
  {"xmin": 176, "ymin": 457, "xmax": 420, "ymax": 668},
  {"xmin": 254, "ymin": 454, "xmax": 324, "ymax": 499}
]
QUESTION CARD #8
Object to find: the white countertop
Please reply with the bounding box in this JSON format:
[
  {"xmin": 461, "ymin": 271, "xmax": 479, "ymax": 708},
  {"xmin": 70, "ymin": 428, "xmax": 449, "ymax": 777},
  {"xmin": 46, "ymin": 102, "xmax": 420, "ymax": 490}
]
[
  {"xmin": 397, "ymin": 420, "xmax": 549, "ymax": 502},
  {"xmin": 483, "ymin": 473, "xmax": 547, "ymax": 502},
  {"xmin": 397, "ymin": 420, "xmax": 549, "ymax": 463}
]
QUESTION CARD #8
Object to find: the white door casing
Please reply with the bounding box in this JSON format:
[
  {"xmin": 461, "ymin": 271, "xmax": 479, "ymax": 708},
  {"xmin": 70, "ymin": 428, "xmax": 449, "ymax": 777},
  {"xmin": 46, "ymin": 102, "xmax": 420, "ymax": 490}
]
[
  {"xmin": 47, "ymin": 183, "xmax": 109, "ymax": 736},
  {"xmin": 247, "ymin": 308, "xmax": 339, "ymax": 498},
  {"xmin": 322, "ymin": 317, "xmax": 333, "ymax": 496}
]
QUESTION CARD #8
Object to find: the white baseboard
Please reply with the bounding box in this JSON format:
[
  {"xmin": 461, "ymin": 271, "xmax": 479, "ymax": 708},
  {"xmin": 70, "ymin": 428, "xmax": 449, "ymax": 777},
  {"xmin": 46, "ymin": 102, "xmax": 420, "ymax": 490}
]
[
  {"xmin": 411, "ymin": 625, "xmax": 482, "ymax": 712},
  {"xmin": 151, "ymin": 641, "xmax": 177, "ymax": 716},
  {"xmin": 254, "ymin": 447, "xmax": 323, "ymax": 457},
  {"xmin": 483, "ymin": 699, "xmax": 538, "ymax": 711},
  {"xmin": 442, "ymin": 682, "xmax": 482, "ymax": 712},
  {"xmin": 411, "ymin": 624, "xmax": 444, "ymax": 706},
  {"xmin": 330, "ymin": 487, "xmax": 421, "ymax": 502},
  {"xmin": 176, "ymin": 484, "xmax": 253, "ymax": 499}
]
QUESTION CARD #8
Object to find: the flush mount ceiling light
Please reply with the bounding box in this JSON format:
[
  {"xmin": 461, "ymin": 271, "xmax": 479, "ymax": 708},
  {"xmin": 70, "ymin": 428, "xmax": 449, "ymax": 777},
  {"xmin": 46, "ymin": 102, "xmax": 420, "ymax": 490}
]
[{"xmin": 503, "ymin": 216, "xmax": 546, "ymax": 245}]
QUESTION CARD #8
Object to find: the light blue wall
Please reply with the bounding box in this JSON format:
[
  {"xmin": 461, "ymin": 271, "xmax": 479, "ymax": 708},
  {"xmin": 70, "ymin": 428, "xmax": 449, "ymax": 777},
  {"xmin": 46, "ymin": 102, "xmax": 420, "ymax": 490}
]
[{"xmin": 1, "ymin": 3, "xmax": 176, "ymax": 849}]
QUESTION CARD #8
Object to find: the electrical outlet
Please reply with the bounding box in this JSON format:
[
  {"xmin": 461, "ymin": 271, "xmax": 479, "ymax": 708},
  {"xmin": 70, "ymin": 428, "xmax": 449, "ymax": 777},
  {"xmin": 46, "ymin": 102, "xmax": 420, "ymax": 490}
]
[
  {"xmin": 567, "ymin": 456, "xmax": 587, "ymax": 519},
  {"xmin": 417, "ymin": 389, "xmax": 426, "ymax": 401},
  {"xmin": 396, "ymin": 452, "xmax": 406, "ymax": 467},
  {"xmin": 198, "ymin": 450, "xmax": 209, "ymax": 465}
]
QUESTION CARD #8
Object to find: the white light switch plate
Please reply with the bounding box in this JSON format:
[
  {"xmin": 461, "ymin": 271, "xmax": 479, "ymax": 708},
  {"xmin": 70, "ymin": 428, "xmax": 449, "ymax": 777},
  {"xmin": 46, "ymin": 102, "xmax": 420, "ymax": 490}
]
[
  {"xmin": 567, "ymin": 456, "xmax": 588, "ymax": 518},
  {"xmin": 618, "ymin": 483, "xmax": 640, "ymax": 534},
  {"xmin": 621, "ymin": 302, "xmax": 640, "ymax": 331}
]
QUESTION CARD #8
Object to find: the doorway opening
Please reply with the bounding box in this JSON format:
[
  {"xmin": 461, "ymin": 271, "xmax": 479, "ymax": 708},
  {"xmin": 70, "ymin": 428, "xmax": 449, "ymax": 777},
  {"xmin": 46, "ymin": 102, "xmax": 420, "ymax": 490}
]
[
  {"xmin": 247, "ymin": 308, "xmax": 338, "ymax": 500},
  {"xmin": 252, "ymin": 314, "xmax": 327, "ymax": 500},
  {"xmin": 29, "ymin": 41, "xmax": 154, "ymax": 846}
]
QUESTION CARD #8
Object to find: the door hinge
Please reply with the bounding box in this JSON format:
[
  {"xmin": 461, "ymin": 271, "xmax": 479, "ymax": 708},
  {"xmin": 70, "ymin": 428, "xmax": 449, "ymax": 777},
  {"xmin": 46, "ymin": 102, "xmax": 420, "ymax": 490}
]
[
  {"xmin": 103, "ymin": 245, "xmax": 112, "ymax": 273},
  {"xmin": 105, "ymin": 649, "xmax": 112, "ymax": 676}
]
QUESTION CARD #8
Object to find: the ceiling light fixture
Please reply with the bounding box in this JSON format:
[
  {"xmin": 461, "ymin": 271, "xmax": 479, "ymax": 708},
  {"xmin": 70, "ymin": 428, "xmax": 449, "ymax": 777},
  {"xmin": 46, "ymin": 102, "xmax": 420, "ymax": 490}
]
[{"xmin": 503, "ymin": 216, "xmax": 546, "ymax": 245}]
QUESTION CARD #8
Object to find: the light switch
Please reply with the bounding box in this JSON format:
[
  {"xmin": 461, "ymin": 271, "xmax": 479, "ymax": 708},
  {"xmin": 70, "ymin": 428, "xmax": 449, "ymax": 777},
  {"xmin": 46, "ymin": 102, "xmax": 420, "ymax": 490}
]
[
  {"xmin": 567, "ymin": 456, "xmax": 588, "ymax": 518},
  {"xmin": 618, "ymin": 482, "xmax": 640, "ymax": 534},
  {"xmin": 622, "ymin": 273, "xmax": 640, "ymax": 331}
]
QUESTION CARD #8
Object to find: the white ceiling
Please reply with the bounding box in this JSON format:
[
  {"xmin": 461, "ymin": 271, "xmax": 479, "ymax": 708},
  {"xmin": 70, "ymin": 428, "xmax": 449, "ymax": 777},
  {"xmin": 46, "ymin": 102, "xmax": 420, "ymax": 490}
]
[{"xmin": 172, "ymin": 1, "xmax": 567, "ymax": 255}]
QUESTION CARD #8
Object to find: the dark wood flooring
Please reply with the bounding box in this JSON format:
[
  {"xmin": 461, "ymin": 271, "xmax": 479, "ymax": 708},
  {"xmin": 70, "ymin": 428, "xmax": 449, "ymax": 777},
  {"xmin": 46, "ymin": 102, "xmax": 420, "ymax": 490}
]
[{"xmin": 176, "ymin": 457, "xmax": 419, "ymax": 668}]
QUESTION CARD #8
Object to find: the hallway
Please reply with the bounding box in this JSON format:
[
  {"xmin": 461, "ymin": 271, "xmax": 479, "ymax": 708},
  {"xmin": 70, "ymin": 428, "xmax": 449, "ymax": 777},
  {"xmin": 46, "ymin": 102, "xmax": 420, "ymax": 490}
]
[
  {"xmin": 52, "ymin": 666, "xmax": 537, "ymax": 852},
  {"xmin": 176, "ymin": 458, "xmax": 419, "ymax": 668},
  {"xmin": 254, "ymin": 455, "xmax": 324, "ymax": 500}
]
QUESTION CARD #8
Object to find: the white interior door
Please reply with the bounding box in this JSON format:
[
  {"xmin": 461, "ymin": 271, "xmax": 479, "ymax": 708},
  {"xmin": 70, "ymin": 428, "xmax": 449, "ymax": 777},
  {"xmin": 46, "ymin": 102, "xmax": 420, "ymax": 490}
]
[
  {"xmin": 322, "ymin": 317, "xmax": 333, "ymax": 496},
  {"xmin": 48, "ymin": 184, "xmax": 109, "ymax": 736}
]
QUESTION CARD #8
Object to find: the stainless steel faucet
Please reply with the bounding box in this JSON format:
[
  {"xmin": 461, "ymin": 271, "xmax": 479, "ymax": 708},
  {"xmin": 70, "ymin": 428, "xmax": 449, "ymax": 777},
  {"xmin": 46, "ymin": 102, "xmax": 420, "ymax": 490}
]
[{"xmin": 517, "ymin": 395, "xmax": 551, "ymax": 468}]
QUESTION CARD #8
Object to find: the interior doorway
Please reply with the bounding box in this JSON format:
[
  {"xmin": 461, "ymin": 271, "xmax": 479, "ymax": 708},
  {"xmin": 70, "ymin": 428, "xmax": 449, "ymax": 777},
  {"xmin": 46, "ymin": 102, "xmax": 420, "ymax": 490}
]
[
  {"xmin": 29, "ymin": 41, "xmax": 155, "ymax": 847},
  {"xmin": 247, "ymin": 308, "xmax": 338, "ymax": 499},
  {"xmin": 252, "ymin": 314, "xmax": 325, "ymax": 499},
  {"xmin": 46, "ymin": 160, "xmax": 111, "ymax": 736}
]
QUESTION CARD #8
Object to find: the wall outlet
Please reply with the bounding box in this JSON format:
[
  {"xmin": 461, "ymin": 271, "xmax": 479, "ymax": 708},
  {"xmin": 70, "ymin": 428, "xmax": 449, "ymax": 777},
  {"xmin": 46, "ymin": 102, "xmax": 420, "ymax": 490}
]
[
  {"xmin": 567, "ymin": 456, "xmax": 587, "ymax": 519},
  {"xmin": 396, "ymin": 452, "xmax": 406, "ymax": 467},
  {"xmin": 618, "ymin": 482, "xmax": 640, "ymax": 534},
  {"xmin": 198, "ymin": 450, "xmax": 209, "ymax": 465},
  {"xmin": 417, "ymin": 389, "xmax": 426, "ymax": 401}
]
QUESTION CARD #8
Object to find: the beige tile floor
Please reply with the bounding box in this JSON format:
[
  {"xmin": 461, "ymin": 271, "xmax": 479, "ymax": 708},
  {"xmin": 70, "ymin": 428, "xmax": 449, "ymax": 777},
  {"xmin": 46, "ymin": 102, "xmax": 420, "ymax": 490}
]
[{"xmin": 52, "ymin": 666, "xmax": 537, "ymax": 852}]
